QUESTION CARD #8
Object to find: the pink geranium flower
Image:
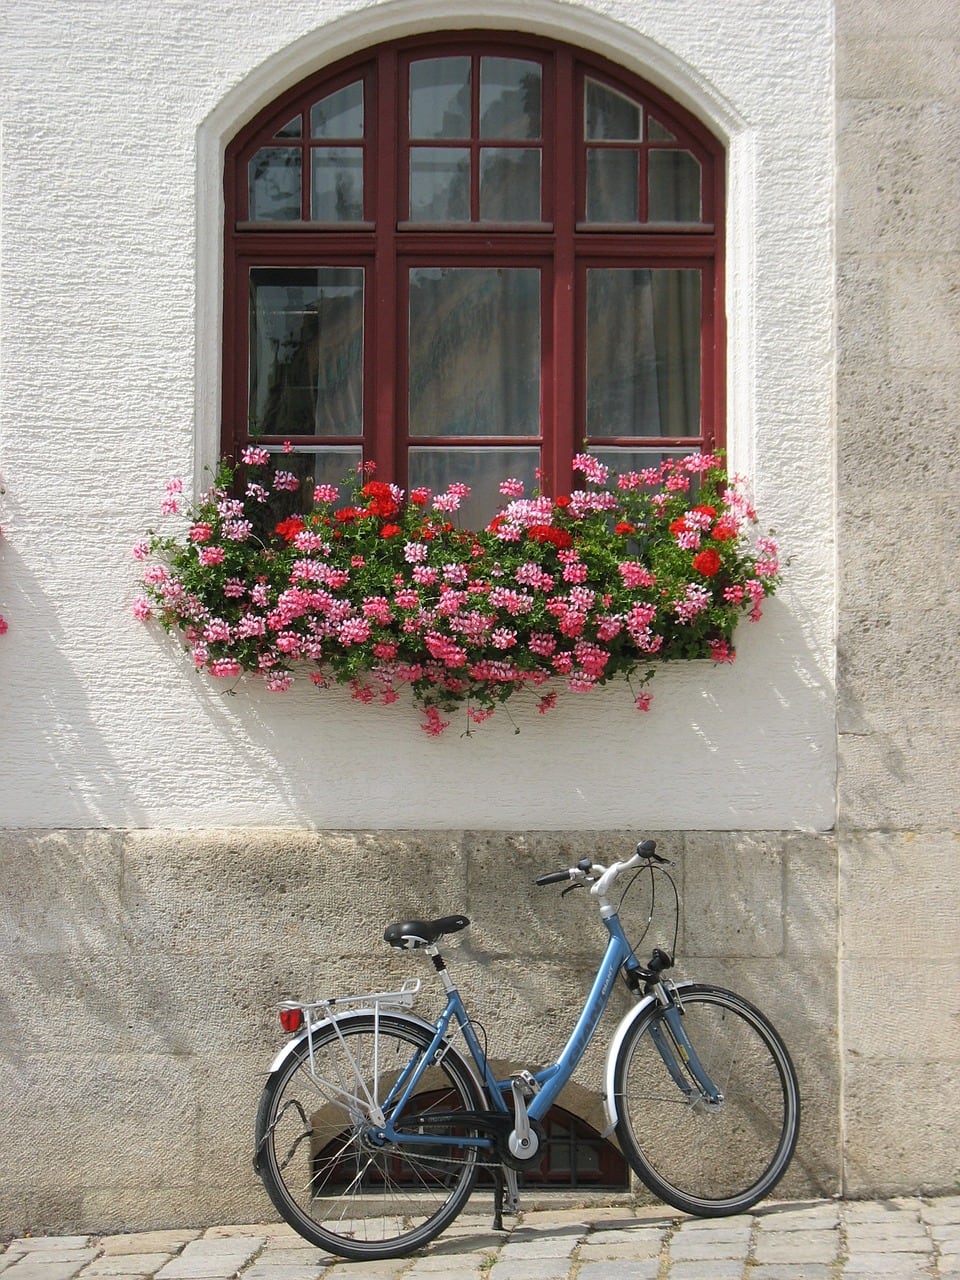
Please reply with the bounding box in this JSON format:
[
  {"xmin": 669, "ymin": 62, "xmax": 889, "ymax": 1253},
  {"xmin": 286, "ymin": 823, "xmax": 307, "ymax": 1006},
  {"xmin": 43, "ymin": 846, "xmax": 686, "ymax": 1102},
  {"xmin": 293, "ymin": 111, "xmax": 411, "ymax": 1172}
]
[{"xmin": 135, "ymin": 449, "xmax": 779, "ymax": 732}]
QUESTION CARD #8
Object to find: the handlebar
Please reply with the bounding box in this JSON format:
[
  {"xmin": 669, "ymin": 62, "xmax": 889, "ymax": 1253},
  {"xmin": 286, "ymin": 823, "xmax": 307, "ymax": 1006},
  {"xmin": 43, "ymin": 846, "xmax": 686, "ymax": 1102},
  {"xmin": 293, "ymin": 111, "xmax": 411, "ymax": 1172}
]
[
  {"xmin": 534, "ymin": 869, "xmax": 575, "ymax": 886},
  {"xmin": 534, "ymin": 840, "xmax": 667, "ymax": 894}
]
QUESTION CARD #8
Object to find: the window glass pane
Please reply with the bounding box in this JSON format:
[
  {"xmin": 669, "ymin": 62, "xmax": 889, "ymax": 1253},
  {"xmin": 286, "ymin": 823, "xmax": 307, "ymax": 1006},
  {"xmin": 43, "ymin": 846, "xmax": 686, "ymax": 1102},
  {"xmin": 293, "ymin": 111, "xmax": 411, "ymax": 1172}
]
[
  {"xmin": 591, "ymin": 446, "xmax": 694, "ymax": 478},
  {"xmin": 480, "ymin": 58, "xmax": 542, "ymax": 139},
  {"xmin": 408, "ymin": 447, "xmax": 540, "ymax": 528},
  {"xmin": 409, "ymin": 267, "xmax": 541, "ymax": 437},
  {"xmin": 585, "ymin": 79, "xmax": 641, "ymax": 140},
  {"xmin": 310, "ymin": 148, "xmax": 364, "ymax": 221},
  {"xmin": 586, "ymin": 269, "xmax": 700, "ymax": 438},
  {"xmin": 586, "ymin": 149, "xmax": 638, "ymax": 222},
  {"xmin": 248, "ymin": 147, "xmax": 302, "ymax": 221},
  {"xmin": 480, "ymin": 148, "xmax": 541, "ymax": 221},
  {"xmin": 261, "ymin": 447, "xmax": 363, "ymax": 514},
  {"xmin": 249, "ymin": 267, "xmax": 364, "ymax": 437},
  {"xmin": 647, "ymin": 116, "xmax": 676, "ymax": 142},
  {"xmin": 410, "ymin": 57, "xmax": 471, "ymax": 139},
  {"xmin": 310, "ymin": 82, "xmax": 364, "ymax": 138},
  {"xmin": 648, "ymin": 149, "xmax": 702, "ymax": 222},
  {"xmin": 275, "ymin": 115, "xmax": 302, "ymax": 139},
  {"xmin": 409, "ymin": 148, "xmax": 470, "ymax": 221}
]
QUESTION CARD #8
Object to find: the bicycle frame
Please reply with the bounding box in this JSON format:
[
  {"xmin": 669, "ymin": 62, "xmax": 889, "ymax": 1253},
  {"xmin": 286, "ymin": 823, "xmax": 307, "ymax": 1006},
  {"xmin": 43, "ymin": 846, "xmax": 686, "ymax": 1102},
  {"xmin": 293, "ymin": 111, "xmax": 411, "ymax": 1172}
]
[{"xmin": 369, "ymin": 908, "xmax": 721, "ymax": 1154}]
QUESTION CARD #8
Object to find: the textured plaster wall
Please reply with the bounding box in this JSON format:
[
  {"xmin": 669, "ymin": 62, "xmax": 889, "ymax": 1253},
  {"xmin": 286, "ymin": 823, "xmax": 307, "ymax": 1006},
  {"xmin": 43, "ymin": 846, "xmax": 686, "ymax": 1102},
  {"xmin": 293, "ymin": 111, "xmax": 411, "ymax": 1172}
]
[
  {"xmin": 14, "ymin": 0, "xmax": 942, "ymax": 1237},
  {"xmin": 0, "ymin": 829, "xmax": 839, "ymax": 1234},
  {"xmin": 835, "ymin": 0, "xmax": 960, "ymax": 1196},
  {"xmin": 0, "ymin": 0, "xmax": 836, "ymax": 831}
]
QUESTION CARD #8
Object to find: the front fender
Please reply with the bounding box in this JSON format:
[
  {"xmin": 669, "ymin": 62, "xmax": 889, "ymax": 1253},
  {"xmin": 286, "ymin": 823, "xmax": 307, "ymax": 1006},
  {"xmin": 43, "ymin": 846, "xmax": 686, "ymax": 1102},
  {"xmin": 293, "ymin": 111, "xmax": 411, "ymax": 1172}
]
[
  {"xmin": 601, "ymin": 980, "xmax": 696, "ymax": 1137},
  {"xmin": 267, "ymin": 1007, "xmax": 444, "ymax": 1075}
]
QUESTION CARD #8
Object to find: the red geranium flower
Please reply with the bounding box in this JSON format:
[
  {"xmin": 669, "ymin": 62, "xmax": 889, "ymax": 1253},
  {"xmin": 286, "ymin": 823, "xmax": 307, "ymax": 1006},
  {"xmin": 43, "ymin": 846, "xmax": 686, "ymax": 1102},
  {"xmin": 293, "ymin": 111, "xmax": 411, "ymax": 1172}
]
[
  {"xmin": 615, "ymin": 521, "xmax": 635, "ymax": 535},
  {"xmin": 711, "ymin": 518, "xmax": 738, "ymax": 542},
  {"xmin": 335, "ymin": 506, "xmax": 363, "ymax": 522},
  {"xmin": 362, "ymin": 481, "xmax": 400, "ymax": 519},
  {"xmin": 528, "ymin": 525, "xmax": 574, "ymax": 549},
  {"xmin": 274, "ymin": 516, "xmax": 305, "ymax": 543},
  {"xmin": 380, "ymin": 523, "xmax": 402, "ymax": 538},
  {"xmin": 692, "ymin": 548, "xmax": 722, "ymax": 577}
]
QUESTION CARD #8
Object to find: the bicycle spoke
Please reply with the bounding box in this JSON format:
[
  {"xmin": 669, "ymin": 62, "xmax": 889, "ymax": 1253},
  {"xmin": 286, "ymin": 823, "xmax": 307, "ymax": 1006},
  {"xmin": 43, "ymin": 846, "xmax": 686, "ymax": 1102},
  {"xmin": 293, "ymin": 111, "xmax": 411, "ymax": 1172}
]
[
  {"xmin": 255, "ymin": 1014, "xmax": 483, "ymax": 1259},
  {"xmin": 615, "ymin": 986, "xmax": 799, "ymax": 1216}
]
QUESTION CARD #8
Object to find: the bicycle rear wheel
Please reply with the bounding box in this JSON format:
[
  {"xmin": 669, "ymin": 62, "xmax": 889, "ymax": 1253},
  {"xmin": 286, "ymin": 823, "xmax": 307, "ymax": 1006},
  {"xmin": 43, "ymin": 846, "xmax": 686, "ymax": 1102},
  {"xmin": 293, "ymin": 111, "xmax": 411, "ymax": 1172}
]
[
  {"xmin": 614, "ymin": 984, "xmax": 800, "ymax": 1216},
  {"xmin": 255, "ymin": 1013, "xmax": 485, "ymax": 1259}
]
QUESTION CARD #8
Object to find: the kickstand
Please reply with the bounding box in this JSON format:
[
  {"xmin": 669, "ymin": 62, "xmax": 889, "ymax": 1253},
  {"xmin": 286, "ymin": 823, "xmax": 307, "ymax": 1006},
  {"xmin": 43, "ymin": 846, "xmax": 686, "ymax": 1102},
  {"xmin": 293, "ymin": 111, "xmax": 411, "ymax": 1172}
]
[
  {"xmin": 492, "ymin": 1165, "xmax": 520, "ymax": 1231},
  {"xmin": 492, "ymin": 1169, "xmax": 505, "ymax": 1232}
]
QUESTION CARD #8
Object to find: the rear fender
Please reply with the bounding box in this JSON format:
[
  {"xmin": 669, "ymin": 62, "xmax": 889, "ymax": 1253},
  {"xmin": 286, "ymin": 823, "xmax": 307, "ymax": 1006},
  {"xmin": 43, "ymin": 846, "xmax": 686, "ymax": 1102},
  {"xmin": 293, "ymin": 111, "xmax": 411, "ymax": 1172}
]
[
  {"xmin": 266, "ymin": 1008, "xmax": 485, "ymax": 1099},
  {"xmin": 601, "ymin": 980, "xmax": 696, "ymax": 1136}
]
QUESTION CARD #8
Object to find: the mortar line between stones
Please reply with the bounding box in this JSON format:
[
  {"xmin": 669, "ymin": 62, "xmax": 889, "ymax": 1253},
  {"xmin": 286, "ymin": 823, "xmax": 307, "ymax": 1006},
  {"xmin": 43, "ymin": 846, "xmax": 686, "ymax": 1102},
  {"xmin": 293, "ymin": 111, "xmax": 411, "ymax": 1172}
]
[
  {"xmin": 744, "ymin": 1210, "xmax": 759, "ymax": 1276},
  {"xmin": 657, "ymin": 1216, "xmax": 680, "ymax": 1280}
]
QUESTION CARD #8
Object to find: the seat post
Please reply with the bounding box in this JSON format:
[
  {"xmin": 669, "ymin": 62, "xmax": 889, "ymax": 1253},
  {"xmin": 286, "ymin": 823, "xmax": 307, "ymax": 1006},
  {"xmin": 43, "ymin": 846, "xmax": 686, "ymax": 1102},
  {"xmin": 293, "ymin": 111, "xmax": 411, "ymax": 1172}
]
[{"xmin": 426, "ymin": 943, "xmax": 456, "ymax": 993}]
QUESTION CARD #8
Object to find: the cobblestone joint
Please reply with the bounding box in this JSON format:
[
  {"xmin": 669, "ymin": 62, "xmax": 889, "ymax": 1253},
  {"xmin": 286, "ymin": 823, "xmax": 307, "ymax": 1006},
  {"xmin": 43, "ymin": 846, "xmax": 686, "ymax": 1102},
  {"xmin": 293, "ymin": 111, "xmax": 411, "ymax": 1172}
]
[{"xmin": 2, "ymin": 1197, "xmax": 959, "ymax": 1280}]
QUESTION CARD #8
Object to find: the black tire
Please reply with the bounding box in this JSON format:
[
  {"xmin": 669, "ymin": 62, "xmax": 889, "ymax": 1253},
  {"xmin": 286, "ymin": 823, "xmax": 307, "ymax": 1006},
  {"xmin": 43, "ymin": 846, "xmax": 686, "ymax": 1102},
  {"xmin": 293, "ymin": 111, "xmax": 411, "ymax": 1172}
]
[
  {"xmin": 613, "ymin": 984, "xmax": 800, "ymax": 1216},
  {"xmin": 255, "ymin": 1013, "xmax": 485, "ymax": 1259}
]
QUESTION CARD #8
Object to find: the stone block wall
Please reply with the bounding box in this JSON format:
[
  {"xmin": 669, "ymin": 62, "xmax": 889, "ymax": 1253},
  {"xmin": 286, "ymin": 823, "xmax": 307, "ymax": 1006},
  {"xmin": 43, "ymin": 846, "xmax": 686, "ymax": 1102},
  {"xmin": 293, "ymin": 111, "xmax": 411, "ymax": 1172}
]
[
  {"xmin": 1, "ymin": 829, "xmax": 838, "ymax": 1234},
  {"xmin": 836, "ymin": 0, "xmax": 960, "ymax": 1195}
]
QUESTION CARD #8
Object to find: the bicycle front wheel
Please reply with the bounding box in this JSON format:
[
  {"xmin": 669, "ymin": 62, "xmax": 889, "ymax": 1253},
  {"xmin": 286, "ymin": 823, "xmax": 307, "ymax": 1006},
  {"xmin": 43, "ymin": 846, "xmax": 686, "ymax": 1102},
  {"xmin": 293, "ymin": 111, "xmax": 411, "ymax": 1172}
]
[
  {"xmin": 255, "ymin": 1013, "xmax": 485, "ymax": 1259},
  {"xmin": 614, "ymin": 984, "xmax": 800, "ymax": 1216}
]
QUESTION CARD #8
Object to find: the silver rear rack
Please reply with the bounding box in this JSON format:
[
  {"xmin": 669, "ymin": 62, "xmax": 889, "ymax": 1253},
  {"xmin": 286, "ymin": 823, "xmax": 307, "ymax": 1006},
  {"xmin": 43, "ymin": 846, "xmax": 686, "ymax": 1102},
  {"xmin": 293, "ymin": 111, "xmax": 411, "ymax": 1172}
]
[{"xmin": 279, "ymin": 976, "xmax": 421, "ymax": 1017}]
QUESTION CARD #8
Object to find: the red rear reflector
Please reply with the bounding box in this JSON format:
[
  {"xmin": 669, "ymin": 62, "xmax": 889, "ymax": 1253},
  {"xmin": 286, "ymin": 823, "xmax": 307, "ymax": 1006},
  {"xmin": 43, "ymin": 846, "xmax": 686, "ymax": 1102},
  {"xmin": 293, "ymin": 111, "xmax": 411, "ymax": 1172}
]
[{"xmin": 279, "ymin": 1008, "xmax": 304, "ymax": 1033}]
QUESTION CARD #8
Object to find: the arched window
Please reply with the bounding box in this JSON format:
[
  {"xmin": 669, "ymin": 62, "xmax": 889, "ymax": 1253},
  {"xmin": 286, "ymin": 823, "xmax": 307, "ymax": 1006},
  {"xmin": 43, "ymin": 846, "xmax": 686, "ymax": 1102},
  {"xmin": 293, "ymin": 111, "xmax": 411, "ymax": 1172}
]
[{"xmin": 223, "ymin": 33, "xmax": 724, "ymax": 526}]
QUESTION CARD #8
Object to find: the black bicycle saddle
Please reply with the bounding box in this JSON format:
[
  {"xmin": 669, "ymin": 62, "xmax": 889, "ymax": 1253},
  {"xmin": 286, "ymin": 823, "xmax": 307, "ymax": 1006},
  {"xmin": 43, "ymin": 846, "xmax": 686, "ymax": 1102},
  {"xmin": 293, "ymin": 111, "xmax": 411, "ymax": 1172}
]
[{"xmin": 383, "ymin": 914, "xmax": 470, "ymax": 950}]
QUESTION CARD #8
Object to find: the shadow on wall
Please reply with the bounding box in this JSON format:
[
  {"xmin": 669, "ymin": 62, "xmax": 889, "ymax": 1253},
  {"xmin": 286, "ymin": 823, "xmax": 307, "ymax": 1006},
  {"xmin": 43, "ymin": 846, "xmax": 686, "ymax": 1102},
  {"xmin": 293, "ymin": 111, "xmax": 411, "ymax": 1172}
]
[
  {"xmin": 0, "ymin": 822, "xmax": 840, "ymax": 1234},
  {"xmin": 150, "ymin": 589, "xmax": 835, "ymax": 831},
  {"xmin": 0, "ymin": 536, "xmax": 151, "ymax": 829}
]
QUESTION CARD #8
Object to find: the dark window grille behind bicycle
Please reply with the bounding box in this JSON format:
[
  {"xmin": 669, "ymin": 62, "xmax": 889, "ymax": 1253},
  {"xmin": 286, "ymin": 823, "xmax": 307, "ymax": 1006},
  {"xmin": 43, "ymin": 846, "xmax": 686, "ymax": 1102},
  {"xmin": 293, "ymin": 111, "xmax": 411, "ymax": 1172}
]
[{"xmin": 312, "ymin": 1099, "xmax": 629, "ymax": 1191}]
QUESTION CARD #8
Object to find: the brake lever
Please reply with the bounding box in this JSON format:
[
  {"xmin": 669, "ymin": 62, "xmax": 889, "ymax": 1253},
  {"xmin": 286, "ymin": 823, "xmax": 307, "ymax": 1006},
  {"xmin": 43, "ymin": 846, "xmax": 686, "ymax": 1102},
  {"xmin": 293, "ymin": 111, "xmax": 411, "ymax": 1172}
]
[{"xmin": 560, "ymin": 881, "xmax": 585, "ymax": 898}]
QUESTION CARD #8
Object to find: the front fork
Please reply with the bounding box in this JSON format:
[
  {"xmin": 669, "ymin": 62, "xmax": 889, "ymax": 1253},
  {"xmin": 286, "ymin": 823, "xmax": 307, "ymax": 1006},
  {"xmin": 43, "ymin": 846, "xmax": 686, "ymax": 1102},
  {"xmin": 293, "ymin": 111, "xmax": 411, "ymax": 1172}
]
[{"xmin": 647, "ymin": 981, "xmax": 724, "ymax": 1107}]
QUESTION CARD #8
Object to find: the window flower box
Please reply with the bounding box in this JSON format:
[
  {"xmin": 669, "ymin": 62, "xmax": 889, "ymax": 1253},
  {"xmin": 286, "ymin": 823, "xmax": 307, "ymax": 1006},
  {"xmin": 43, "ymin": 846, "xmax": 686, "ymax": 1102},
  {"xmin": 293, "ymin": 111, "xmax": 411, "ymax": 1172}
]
[{"xmin": 135, "ymin": 451, "xmax": 779, "ymax": 735}]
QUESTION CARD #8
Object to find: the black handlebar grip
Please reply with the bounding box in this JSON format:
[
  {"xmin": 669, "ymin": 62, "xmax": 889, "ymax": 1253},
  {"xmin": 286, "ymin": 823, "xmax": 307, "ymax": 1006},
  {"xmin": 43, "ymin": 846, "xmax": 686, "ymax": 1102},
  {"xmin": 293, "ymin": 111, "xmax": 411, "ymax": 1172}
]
[{"xmin": 535, "ymin": 869, "xmax": 572, "ymax": 886}]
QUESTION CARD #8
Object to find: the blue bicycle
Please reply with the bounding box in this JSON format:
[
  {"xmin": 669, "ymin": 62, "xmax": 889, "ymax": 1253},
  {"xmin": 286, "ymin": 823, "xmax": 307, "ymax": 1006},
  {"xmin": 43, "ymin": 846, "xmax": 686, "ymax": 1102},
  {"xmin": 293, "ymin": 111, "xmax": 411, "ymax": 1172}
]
[{"xmin": 254, "ymin": 841, "xmax": 800, "ymax": 1259}]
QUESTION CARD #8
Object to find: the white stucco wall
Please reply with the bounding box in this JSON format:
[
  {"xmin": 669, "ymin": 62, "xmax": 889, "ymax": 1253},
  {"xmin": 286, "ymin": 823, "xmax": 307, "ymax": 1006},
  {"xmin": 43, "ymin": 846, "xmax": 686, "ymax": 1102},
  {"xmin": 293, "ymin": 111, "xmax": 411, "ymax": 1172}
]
[{"xmin": 0, "ymin": 0, "xmax": 835, "ymax": 831}]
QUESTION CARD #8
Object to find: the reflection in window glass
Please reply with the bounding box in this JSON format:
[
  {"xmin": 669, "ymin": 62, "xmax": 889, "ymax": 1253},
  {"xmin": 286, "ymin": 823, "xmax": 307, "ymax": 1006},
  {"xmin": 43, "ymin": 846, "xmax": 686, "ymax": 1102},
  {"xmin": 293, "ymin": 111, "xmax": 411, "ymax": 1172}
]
[
  {"xmin": 409, "ymin": 447, "xmax": 540, "ymax": 527},
  {"xmin": 249, "ymin": 267, "xmax": 364, "ymax": 437},
  {"xmin": 310, "ymin": 82, "xmax": 364, "ymax": 138},
  {"xmin": 410, "ymin": 58, "xmax": 471, "ymax": 139},
  {"xmin": 480, "ymin": 58, "xmax": 542, "ymax": 139},
  {"xmin": 258, "ymin": 447, "xmax": 363, "ymax": 521},
  {"xmin": 275, "ymin": 115, "xmax": 302, "ymax": 139},
  {"xmin": 648, "ymin": 149, "xmax": 702, "ymax": 222},
  {"xmin": 249, "ymin": 148, "xmax": 302, "ymax": 220},
  {"xmin": 591, "ymin": 446, "xmax": 693, "ymax": 480},
  {"xmin": 480, "ymin": 148, "xmax": 541, "ymax": 221},
  {"xmin": 409, "ymin": 267, "xmax": 540, "ymax": 437},
  {"xmin": 647, "ymin": 116, "xmax": 676, "ymax": 142},
  {"xmin": 586, "ymin": 149, "xmax": 638, "ymax": 222},
  {"xmin": 409, "ymin": 148, "xmax": 470, "ymax": 221},
  {"xmin": 311, "ymin": 148, "xmax": 364, "ymax": 221},
  {"xmin": 586, "ymin": 269, "xmax": 700, "ymax": 438},
  {"xmin": 585, "ymin": 78, "xmax": 641, "ymax": 140}
]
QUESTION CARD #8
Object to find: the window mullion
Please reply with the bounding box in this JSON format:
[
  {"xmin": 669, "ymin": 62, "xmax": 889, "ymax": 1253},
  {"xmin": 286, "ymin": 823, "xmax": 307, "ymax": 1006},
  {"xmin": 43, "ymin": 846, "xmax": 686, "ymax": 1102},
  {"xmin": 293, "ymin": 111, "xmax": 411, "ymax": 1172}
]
[
  {"xmin": 372, "ymin": 47, "xmax": 400, "ymax": 480},
  {"xmin": 549, "ymin": 48, "xmax": 577, "ymax": 499}
]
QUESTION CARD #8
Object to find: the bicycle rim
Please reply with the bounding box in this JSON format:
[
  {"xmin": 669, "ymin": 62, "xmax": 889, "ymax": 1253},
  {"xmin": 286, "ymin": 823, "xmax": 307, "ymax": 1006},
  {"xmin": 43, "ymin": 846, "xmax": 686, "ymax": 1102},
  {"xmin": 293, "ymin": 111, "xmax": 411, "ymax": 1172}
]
[
  {"xmin": 614, "ymin": 985, "xmax": 800, "ymax": 1216},
  {"xmin": 255, "ymin": 1014, "xmax": 484, "ymax": 1259}
]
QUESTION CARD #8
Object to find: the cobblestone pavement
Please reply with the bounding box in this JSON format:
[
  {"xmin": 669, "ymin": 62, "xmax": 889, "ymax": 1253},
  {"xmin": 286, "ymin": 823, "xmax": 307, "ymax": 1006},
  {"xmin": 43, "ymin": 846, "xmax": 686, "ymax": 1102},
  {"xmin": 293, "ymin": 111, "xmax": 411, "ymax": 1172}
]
[{"xmin": 2, "ymin": 1197, "xmax": 959, "ymax": 1280}]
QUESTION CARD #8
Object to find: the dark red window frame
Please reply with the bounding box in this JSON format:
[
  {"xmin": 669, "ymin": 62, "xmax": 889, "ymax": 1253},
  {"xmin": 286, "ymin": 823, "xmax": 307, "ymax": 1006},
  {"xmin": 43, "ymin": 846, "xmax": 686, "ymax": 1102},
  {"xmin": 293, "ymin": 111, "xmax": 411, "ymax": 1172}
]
[{"xmin": 223, "ymin": 32, "xmax": 725, "ymax": 501}]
